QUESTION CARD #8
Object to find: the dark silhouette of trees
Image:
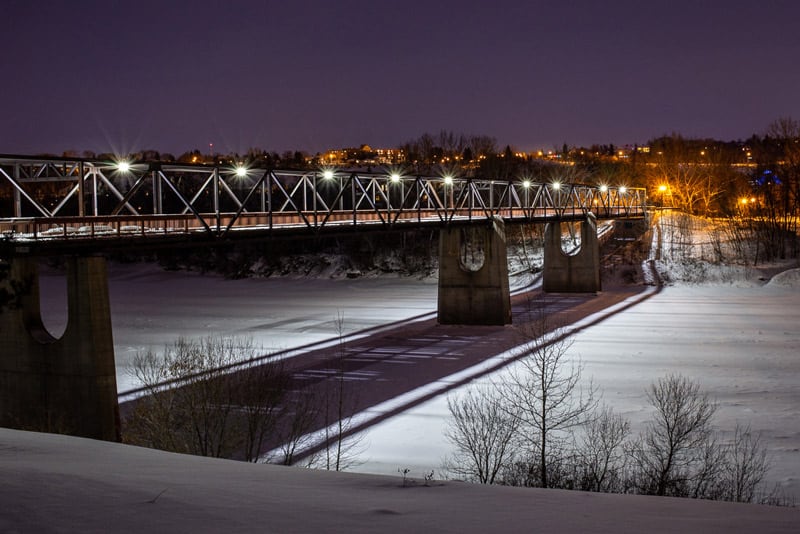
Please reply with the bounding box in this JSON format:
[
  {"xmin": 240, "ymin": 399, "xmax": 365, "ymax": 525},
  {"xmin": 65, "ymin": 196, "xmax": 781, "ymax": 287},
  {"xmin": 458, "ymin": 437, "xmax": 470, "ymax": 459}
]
[
  {"xmin": 745, "ymin": 117, "xmax": 800, "ymax": 259},
  {"xmin": 401, "ymin": 130, "xmax": 497, "ymax": 170},
  {"xmin": 124, "ymin": 337, "xmax": 289, "ymax": 462}
]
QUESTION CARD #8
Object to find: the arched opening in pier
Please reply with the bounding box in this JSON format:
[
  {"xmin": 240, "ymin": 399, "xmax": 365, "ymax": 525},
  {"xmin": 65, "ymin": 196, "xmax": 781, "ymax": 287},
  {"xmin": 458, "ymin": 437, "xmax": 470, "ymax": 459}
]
[{"xmin": 38, "ymin": 261, "xmax": 68, "ymax": 339}]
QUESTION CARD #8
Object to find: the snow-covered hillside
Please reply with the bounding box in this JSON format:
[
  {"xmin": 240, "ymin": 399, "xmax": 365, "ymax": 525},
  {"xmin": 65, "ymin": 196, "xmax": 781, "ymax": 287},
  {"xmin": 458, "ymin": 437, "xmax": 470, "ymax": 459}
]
[{"xmin": 2, "ymin": 427, "xmax": 798, "ymax": 533}]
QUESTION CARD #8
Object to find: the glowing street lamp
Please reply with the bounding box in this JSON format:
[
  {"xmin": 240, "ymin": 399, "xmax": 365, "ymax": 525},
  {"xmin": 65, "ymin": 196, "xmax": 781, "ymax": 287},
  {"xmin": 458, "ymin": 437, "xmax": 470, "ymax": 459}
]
[
  {"xmin": 117, "ymin": 161, "xmax": 131, "ymax": 173},
  {"xmin": 322, "ymin": 169, "xmax": 335, "ymax": 180},
  {"xmin": 443, "ymin": 175, "xmax": 453, "ymax": 185},
  {"xmin": 390, "ymin": 173, "xmax": 401, "ymax": 183},
  {"xmin": 521, "ymin": 180, "xmax": 532, "ymax": 210},
  {"xmin": 235, "ymin": 166, "xmax": 248, "ymax": 178},
  {"xmin": 656, "ymin": 184, "xmax": 669, "ymax": 208}
]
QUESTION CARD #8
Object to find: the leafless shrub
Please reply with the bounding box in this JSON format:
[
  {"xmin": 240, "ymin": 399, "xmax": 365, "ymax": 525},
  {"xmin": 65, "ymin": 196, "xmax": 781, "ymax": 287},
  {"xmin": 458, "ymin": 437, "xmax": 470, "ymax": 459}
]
[
  {"xmin": 443, "ymin": 385, "xmax": 520, "ymax": 484},
  {"xmin": 627, "ymin": 374, "xmax": 716, "ymax": 497},
  {"xmin": 124, "ymin": 336, "xmax": 287, "ymax": 461},
  {"xmin": 574, "ymin": 406, "xmax": 630, "ymax": 492},
  {"xmin": 304, "ymin": 313, "xmax": 366, "ymax": 471},
  {"xmin": 495, "ymin": 326, "xmax": 597, "ymax": 489},
  {"xmin": 716, "ymin": 425, "xmax": 771, "ymax": 503},
  {"xmin": 275, "ymin": 388, "xmax": 319, "ymax": 465}
]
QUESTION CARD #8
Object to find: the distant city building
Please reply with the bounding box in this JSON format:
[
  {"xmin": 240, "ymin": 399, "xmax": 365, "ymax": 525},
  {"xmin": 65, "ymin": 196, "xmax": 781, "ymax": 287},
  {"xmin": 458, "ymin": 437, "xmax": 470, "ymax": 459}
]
[{"xmin": 322, "ymin": 145, "xmax": 406, "ymax": 166}]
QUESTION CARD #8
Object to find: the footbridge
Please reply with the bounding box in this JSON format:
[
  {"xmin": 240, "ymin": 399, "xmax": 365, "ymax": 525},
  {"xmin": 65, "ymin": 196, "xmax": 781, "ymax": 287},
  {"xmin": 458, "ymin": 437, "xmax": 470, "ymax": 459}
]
[
  {"xmin": 0, "ymin": 154, "xmax": 647, "ymax": 441},
  {"xmin": 0, "ymin": 154, "xmax": 644, "ymax": 248}
]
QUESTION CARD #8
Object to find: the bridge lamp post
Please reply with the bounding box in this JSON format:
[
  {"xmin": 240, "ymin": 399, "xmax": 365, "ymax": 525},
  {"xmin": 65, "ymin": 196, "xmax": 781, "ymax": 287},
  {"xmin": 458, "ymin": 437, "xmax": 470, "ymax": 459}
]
[
  {"xmin": 443, "ymin": 175, "xmax": 453, "ymax": 210},
  {"xmin": 598, "ymin": 184, "xmax": 609, "ymax": 214},
  {"xmin": 320, "ymin": 169, "xmax": 339, "ymax": 212},
  {"xmin": 109, "ymin": 160, "xmax": 133, "ymax": 216},
  {"xmin": 550, "ymin": 181, "xmax": 561, "ymax": 214},
  {"xmin": 390, "ymin": 173, "xmax": 402, "ymax": 211},
  {"xmin": 618, "ymin": 186, "xmax": 628, "ymax": 214},
  {"xmin": 522, "ymin": 180, "xmax": 531, "ymax": 215}
]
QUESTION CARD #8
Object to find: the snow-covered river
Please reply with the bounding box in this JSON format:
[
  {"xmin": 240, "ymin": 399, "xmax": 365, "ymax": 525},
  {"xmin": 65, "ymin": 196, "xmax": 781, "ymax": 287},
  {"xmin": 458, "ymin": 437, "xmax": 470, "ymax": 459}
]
[
  {"xmin": 354, "ymin": 280, "xmax": 800, "ymax": 502},
  {"xmin": 38, "ymin": 263, "xmax": 800, "ymax": 500}
]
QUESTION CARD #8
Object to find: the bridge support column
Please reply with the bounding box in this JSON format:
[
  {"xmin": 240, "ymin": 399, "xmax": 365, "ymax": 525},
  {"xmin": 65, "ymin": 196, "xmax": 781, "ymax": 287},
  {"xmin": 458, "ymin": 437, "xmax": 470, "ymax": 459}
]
[
  {"xmin": 543, "ymin": 213, "xmax": 601, "ymax": 293},
  {"xmin": 0, "ymin": 256, "xmax": 120, "ymax": 441},
  {"xmin": 438, "ymin": 217, "xmax": 511, "ymax": 325}
]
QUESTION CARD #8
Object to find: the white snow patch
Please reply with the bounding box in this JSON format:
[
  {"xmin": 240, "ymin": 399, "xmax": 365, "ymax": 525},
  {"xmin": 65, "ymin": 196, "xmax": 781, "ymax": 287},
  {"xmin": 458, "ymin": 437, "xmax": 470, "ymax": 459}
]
[{"xmin": 767, "ymin": 268, "xmax": 800, "ymax": 288}]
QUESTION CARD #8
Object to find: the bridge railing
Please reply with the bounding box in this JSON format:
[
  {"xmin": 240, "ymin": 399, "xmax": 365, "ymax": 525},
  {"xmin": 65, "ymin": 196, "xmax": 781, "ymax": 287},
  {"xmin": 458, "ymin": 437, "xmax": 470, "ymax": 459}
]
[{"xmin": 0, "ymin": 155, "xmax": 646, "ymax": 244}]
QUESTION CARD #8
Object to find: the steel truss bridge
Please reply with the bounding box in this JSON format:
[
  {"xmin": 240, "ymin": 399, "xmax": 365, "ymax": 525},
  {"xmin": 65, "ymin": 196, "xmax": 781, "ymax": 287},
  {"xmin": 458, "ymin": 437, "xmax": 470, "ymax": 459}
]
[{"xmin": 0, "ymin": 154, "xmax": 646, "ymax": 252}]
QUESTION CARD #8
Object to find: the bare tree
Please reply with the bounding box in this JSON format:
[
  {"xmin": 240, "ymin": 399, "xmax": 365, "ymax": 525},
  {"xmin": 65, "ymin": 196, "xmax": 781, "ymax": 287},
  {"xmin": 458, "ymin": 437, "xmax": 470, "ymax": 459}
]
[
  {"xmin": 628, "ymin": 374, "xmax": 716, "ymax": 496},
  {"xmin": 495, "ymin": 329, "xmax": 597, "ymax": 488},
  {"xmin": 576, "ymin": 406, "xmax": 630, "ymax": 492},
  {"xmin": 717, "ymin": 424, "xmax": 771, "ymax": 503},
  {"xmin": 310, "ymin": 313, "xmax": 365, "ymax": 471},
  {"xmin": 234, "ymin": 360, "xmax": 291, "ymax": 463},
  {"xmin": 275, "ymin": 388, "xmax": 319, "ymax": 466},
  {"xmin": 124, "ymin": 336, "xmax": 286, "ymax": 461},
  {"xmin": 746, "ymin": 117, "xmax": 800, "ymax": 260},
  {"xmin": 443, "ymin": 385, "xmax": 520, "ymax": 484},
  {"xmin": 645, "ymin": 135, "xmax": 731, "ymax": 216}
]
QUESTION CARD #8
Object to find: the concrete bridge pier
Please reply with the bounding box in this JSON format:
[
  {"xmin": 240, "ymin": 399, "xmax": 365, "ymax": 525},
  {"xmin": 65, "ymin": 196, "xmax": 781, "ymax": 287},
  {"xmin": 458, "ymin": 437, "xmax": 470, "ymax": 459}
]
[
  {"xmin": 438, "ymin": 216, "xmax": 512, "ymax": 325},
  {"xmin": 0, "ymin": 256, "xmax": 120, "ymax": 441},
  {"xmin": 543, "ymin": 213, "xmax": 601, "ymax": 293}
]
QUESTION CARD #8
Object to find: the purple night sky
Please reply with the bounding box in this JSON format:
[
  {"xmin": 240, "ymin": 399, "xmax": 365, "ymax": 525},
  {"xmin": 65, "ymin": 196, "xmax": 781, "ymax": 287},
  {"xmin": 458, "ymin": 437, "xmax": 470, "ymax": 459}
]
[{"xmin": 2, "ymin": 0, "xmax": 799, "ymax": 156}]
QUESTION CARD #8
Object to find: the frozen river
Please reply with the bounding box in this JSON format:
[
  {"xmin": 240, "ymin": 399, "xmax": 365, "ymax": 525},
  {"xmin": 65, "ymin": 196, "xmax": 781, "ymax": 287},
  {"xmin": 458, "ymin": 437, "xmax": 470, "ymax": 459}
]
[
  {"xmin": 353, "ymin": 280, "xmax": 800, "ymax": 501},
  {"xmin": 38, "ymin": 263, "xmax": 800, "ymax": 500},
  {"xmin": 39, "ymin": 263, "xmax": 442, "ymax": 393}
]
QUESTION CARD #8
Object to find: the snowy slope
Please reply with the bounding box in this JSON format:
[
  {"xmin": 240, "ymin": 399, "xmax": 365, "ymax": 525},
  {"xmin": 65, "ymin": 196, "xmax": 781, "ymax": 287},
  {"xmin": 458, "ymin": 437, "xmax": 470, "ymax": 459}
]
[{"xmin": 1, "ymin": 427, "xmax": 798, "ymax": 534}]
